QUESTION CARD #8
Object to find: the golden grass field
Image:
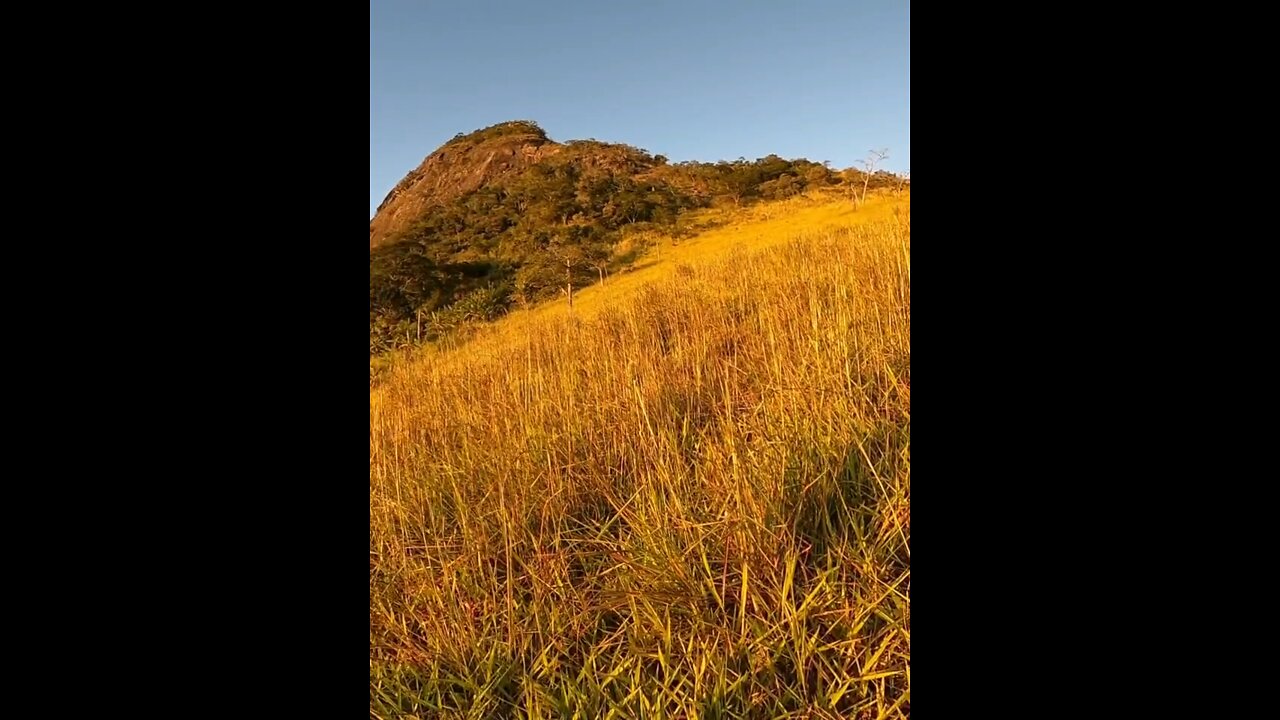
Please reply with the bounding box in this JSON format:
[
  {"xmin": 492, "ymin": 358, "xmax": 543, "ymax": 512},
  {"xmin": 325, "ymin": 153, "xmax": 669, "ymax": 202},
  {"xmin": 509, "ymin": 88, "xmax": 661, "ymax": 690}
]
[{"xmin": 370, "ymin": 191, "xmax": 910, "ymax": 718}]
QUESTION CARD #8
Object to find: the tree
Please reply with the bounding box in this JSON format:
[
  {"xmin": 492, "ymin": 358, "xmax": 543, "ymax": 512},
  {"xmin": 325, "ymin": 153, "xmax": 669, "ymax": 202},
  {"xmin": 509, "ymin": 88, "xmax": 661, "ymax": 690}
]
[
  {"xmin": 588, "ymin": 257, "xmax": 609, "ymax": 286},
  {"xmin": 897, "ymin": 169, "xmax": 910, "ymax": 194},
  {"xmin": 547, "ymin": 234, "xmax": 608, "ymax": 311},
  {"xmin": 719, "ymin": 160, "xmax": 759, "ymax": 206},
  {"xmin": 759, "ymin": 174, "xmax": 801, "ymax": 200},
  {"xmin": 857, "ymin": 148, "xmax": 890, "ymax": 205},
  {"xmin": 805, "ymin": 164, "xmax": 832, "ymax": 188}
]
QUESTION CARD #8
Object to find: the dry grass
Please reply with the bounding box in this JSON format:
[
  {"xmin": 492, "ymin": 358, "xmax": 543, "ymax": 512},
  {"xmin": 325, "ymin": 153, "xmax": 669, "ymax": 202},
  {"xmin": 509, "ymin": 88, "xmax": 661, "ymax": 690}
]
[
  {"xmin": 370, "ymin": 195, "xmax": 910, "ymax": 718},
  {"xmin": 507, "ymin": 191, "xmax": 903, "ymax": 323}
]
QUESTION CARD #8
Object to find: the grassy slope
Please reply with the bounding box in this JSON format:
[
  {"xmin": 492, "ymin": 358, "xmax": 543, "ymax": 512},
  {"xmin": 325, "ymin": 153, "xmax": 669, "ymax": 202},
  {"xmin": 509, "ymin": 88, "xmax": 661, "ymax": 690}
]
[{"xmin": 370, "ymin": 190, "xmax": 910, "ymax": 718}]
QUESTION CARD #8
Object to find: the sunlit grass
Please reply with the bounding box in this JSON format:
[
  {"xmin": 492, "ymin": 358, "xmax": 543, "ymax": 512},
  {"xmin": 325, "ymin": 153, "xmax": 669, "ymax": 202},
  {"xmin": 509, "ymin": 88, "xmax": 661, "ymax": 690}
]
[{"xmin": 370, "ymin": 192, "xmax": 910, "ymax": 718}]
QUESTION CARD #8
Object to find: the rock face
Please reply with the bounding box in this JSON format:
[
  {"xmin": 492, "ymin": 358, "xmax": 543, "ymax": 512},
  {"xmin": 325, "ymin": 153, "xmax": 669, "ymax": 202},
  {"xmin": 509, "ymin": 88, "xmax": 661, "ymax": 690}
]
[{"xmin": 370, "ymin": 121, "xmax": 562, "ymax": 248}]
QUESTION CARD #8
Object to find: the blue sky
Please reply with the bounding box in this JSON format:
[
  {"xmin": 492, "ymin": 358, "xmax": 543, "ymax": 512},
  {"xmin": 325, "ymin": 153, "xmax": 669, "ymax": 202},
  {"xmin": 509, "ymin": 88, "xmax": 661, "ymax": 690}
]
[{"xmin": 370, "ymin": 0, "xmax": 909, "ymax": 218}]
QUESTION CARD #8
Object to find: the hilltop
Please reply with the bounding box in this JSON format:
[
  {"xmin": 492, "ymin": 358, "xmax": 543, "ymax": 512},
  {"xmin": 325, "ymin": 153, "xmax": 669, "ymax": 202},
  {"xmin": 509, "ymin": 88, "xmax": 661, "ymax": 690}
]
[
  {"xmin": 370, "ymin": 121, "xmax": 559, "ymax": 248},
  {"xmin": 369, "ymin": 121, "xmax": 903, "ymax": 354}
]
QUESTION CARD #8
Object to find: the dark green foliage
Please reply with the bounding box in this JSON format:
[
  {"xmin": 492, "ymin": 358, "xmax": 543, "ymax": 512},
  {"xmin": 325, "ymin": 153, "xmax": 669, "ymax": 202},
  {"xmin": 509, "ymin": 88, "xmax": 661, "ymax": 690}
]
[
  {"xmin": 708, "ymin": 154, "xmax": 829, "ymax": 205},
  {"xmin": 759, "ymin": 174, "xmax": 802, "ymax": 200},
  {"xmin": 425, "ymin": 284, "xmax": 512, "ymax": 337},
  {"xmin": 804, "ymin": 164, "xmax": 833, "ymax": 187},
  {"xmin": 369, "ymin": 143, "xmax": 845, "ymax": 354}
]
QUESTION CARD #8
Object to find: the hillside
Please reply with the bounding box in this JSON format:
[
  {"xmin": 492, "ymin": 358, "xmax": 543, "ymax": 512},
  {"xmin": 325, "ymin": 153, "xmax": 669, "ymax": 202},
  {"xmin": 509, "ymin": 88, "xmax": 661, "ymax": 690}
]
[
  {"xmin": 368, "ymin": 121, "xmax": 903, "ymax": 355},
  {"xmin": 370, "ymin": 191, "xmax": 911, "ymax": 716},
  {"xmin": 380, "ymin": 191, "xmax": 907, "ymax": 365}
]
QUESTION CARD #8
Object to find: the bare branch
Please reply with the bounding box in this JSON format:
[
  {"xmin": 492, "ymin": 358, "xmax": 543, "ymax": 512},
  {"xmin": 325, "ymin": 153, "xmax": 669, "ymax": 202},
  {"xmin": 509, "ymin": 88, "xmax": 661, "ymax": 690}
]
[{"xmin": 856, "ymin": 147, "xmax": 891, "ymax": 204}]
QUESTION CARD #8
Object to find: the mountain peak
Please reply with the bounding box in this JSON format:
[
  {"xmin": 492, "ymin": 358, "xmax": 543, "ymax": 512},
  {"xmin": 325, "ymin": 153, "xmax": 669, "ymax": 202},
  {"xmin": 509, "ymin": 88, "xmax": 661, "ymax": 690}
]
[{"xmin": 370, "ymin": 121, "xmax": 560, "ymax": 248}]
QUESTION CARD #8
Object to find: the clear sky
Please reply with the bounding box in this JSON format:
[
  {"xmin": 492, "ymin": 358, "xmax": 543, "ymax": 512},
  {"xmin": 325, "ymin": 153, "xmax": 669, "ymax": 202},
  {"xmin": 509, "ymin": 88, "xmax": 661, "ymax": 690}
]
[{"xmin": 370, "ymin": 0, "xmax": 909, "ymax": 218}]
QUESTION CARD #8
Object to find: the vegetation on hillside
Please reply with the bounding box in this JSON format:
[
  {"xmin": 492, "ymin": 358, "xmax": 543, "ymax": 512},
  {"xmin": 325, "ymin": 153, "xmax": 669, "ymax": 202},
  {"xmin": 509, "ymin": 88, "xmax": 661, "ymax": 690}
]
[
  {"xmin": 370, "ymin": 206, "xmax": 911, "ymax": 717},
  {"xmin": 369, "ymin": 122, "xmax": 901, "ymax": 354}
]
